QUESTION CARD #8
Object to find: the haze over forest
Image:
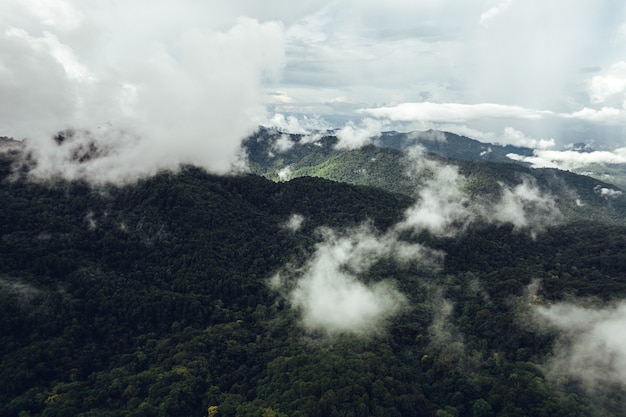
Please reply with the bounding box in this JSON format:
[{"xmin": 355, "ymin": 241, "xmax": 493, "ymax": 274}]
[{"xmin": 3, "ymin": 1, "xmax": 626, "ymax": 417}]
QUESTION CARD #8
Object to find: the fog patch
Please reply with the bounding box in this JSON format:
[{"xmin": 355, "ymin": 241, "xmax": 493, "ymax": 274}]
[
  {"xmin": 335, "ymin": 118, "xmax": 385, "ymax": 150},
  {"xmin": 594, "ymin": 185, "xmax": 623, "ymax": 198},
  {"xmin": 5, "ymin": 16, "xmax": 285, "ymax": 184},
  {"xmin": 272, "ymin": 134, "xmax": 295, "ymax": 153},
  {"xmin": 277, "ymin": 166, "xmax": 294, "ymax": 182},
  {"xmin": 283, "ymin": 213, "xmax": 305, "ymax": 232},
  {"xmin": 533, "ymin": 300, "xmax": 626, "ymax": 391},
  {"xmin": 396, "ymin": 147, "xmax": 474, "ymax": 236},
  {"xmin": 0, "ymin": 277, "xmax": 43, "ymax": 304},
  {"xmin": 396, "ymin": 147, "xmax": 562, "ymax": 238},
  {"xmin": 269, "ymin": 224, "xmax": 439, "ymax": 336},
  {"xmin": 490, "ymin": 177, "xmax": 564, "ymax": 238},
  {"xmin": 428, "ymin": 296, "xmax": 463, "ymax": 348}
]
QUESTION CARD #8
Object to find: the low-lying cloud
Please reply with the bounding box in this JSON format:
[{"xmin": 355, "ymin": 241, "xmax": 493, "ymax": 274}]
[
  {"xmin": 396, "ymin": 148, "xmax": 475, "ymax": 236},
  {"xmin": 396, "ymin": 147, "xmax": 563, "ymax": 238},
  {"xmin": 335, "ymin": 118, "xmax": 386, "ymax": 150},
  {"xmin": 534, "ymin": 300, "xmax": 626, "ymax": 390},
  {"xmin": 507, "ymin": 147, "xmax": 626, "ymax": 171},
  {"xmin": 360, "ymin": 102, "xmax": 551, "ymax": 123},
  {"xmin": 269, "ymin": 224, "xmax": 440, "ymax": 336},
  {"xmin": 2, "ymin": 5, "xmax": 285, "ymax": 184},
  {"xmin": 491, "ymin": 177, "xmax": 564, "ymax": 238}
]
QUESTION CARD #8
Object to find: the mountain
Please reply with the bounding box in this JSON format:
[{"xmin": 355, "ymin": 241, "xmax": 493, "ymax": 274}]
[
  {"xmin": 3, "ymin": 137, "xmax": 626, "ymax": 416},
  {"xmin": 245, "ymin": 128, "xmax": 626, "ymax": 224},
  {"xmin": 378, "ymin": 130, "xmax": 535, "ymax": 164}
]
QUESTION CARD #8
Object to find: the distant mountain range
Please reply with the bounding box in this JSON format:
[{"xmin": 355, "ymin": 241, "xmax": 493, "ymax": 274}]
[
  {"xmin": 377, "ymin": 130, "xmax": 535, "ymax": 164},
  {"xmin": 245, "ymin": 127, "xmax": 626, "ymax": 224}
]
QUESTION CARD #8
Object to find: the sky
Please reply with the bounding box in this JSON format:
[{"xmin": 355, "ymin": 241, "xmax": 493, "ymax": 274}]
[{"xmin": 1, "ymin": 0, "xmax": 626, "ymax": 180}]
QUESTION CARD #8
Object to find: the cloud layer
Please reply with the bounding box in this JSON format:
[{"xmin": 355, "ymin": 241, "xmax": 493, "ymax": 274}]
[
  {"xmin": 534, "ymin": 301, "xmax": 626, "ymax": 390},
  {"xmin": 2, "ymin": 2, "xmax": 285, "ymax": 183},
  {"xmin": 269, "ymin": 225, "xmax": 433, "ymax": 336},
  {"xmin": 4, "ymin": 0, "xmax": 626, "ymax": 181}
]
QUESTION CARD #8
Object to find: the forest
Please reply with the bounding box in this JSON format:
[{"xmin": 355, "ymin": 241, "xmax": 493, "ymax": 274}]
[{"xmin": 2, "ymin": 141, "xmax": 626, "ymax": 417}]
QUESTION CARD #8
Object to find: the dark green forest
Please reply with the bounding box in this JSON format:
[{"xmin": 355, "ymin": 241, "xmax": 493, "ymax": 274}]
[{"xmin": 2, "ymin": 142, "xmax": 626, "ymax": 417}]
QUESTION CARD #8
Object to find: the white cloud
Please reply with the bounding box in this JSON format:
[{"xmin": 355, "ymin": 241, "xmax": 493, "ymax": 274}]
[
  {"xmin": 395, "ymin": 147, "xmax": 562, "ymax": 238},
  {"xmin": 4, "ymin": 0, "xmax": 626, "ymax": 173},
  {"xmin": 480, "ymin": 0, "xmax": 513, "ymax": 26},
  {"xmin": 534, "ymin": 301, "xmax": 626, "ymax": 390},
  {"xmin": 562, "ymin": 106, "xmax": 626, "ymax": 124},
  {"xmin": 396, "ymin": 147, "xmax": 475, "ymax": 236},
  {"xmin": 277, "ymin": 166, "xmax": 293, "ymax": 181},
  {"xmin": 335, "ymin": 118, "xmax": 386, "ymax": 150},
  {"xmin": 490, "ymin": 177, "xmax": 563, "ymax": 238},
  {"xmin": 263, "ymin": 113, "xmax": 330, "ymax": 135},
  {"xmin": 361, "ymin": 102, "xmax": 550, "ymax": 123},
  {"xmin": 2, "ymin": 12, "xmax": 286, "ymax": 183},
  {"xmin": 5, "ymin": 0, "xmax": 83, "ymax": 30},
  {"xmin": 269, "ymin": 91, "xmax": 294, "ymax": 104},
  {"xmin": 508, "ymin": 148, "xmax": 626, "ymax": 170},
  {"xmin": 499, "ymin": 127, "xmax": 555, "ymax": 149},
  {"xmin": 273, "ymin": 134, "xmax": 295, "ymax": 153},
  {"xmin": 588, "ymin": 61, "xmax": 626, "ymax": 104},
  {"xmin": 595, "ymin": 185, "xmax": 623, "ymax": 198},
  {"xmin": 269, "ymin": 225, "xmax": 432, "ymax": 336},
  {"xmin": 270, "ymin": 149, "xmax": 563, "ymax": 335},
  {"xmin": 283, "ymin": 213, "xmax": 305, "ymax": 231}
]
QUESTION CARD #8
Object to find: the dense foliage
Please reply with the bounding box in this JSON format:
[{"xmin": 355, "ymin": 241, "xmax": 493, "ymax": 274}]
[{"xmin": 2, "ymin": 148, "xmax": 626, "ymax": 417}]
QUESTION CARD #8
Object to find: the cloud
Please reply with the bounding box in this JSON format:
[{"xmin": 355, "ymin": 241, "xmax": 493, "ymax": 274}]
[
  {"xmin": 5, "ymin": 0, "xmax": 84, "ymax": 31},
  {"xmin": 499, "ymin": 127, "xmax": 555, "ymax": 149},
  {"xmin": 269, "ymin": 224, "xmax": 438, "ymax": 336},
  {"xmin": 283, "ymin": 213, "xmax": 305, "ymax": 232},
  {"xmin": 595, "ymin": 185, "xmax": 623, "ymax": 198},
  {"xmin": 507, "ymin": 148, "xmax": 626, "ymax": 170},
  {"xmin": 534, "ymin": 300, "xmax": 626, "ymax": 390},
  {"xmin": 272, "ymin": 134, "xmax": 296, "ymax": 153},
  {"xmin": 2, "ymin": 3, "xmax": 286, "ymax": 184},
  {"xmin": 395, "ymin": 147, "xmax": 475, "ymax": 236},
  {"xmin": 269, "ymin": 149, "xmax": 562, "ymax": 336},
  {"xmin": 0, "ymin": 277, "xmax": 43, "ymax": 305},
  {"xmin": 262, "ymin": 113, "xmax": 330, "ymax": 136},
  {"xmin": 335, "ymin": 118, "xmax": 386, "ymax": 150},
  {"xmin": 396, "ymin": 147, "xmax": 562, "ymax": 238},
  {"xmin": 588, "ymin": 61, "xmax": 626, "ymax": 104},
  {"xmin": 562, "ymin": 106, "xmax": 626, "ymax": 124},
  {"xmin": 361, "ymin": 102, "xmax": 551, "ymax": 123},
  {"xmin": 277, "ymin": 166, "xmax": 294, "ymax": 181},
  {"xmin": 490, "ymin": 177, "xmax": 563, "ymax": 238},
  {"xmin": 428, "ymin": 296, "xmax": 463, "ymax": 347},
  {"xmin": 479, "ymin": 0, "xmax": 513, "ymax": 26}
]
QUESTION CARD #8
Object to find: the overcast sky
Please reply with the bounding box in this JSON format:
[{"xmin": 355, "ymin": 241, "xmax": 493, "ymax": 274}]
[{"xmin": 2, "ymin": 0, "xmax": 626, "ymax": 157}]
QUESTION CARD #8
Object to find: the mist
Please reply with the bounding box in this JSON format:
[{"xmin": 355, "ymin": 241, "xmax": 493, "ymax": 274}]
[
  {"xmin": 2, "ymin": 5, "xmax": 285, "ymax": 184},
  {"xmin": 396, "ymin": 146, "xmax": 563, "ymax": 238},
  {"xmin": 533, "ymin": 300, "xmax": 626, "ymax": 391},
  {"xmin": 269, "ymin": 224, "xmax": 440, "ymax": 336}
]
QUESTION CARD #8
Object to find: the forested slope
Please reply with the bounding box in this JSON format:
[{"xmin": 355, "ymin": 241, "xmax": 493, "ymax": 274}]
[
  {"xmin": 2, "ymin": 148, "xmax": 626, "ymax": 416},
  {"xmin": 245, "ymin": 129, "xmax": 626, "ymax": 224}
]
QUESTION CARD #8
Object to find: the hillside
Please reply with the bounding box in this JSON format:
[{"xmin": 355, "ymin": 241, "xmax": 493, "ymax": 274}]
[
  {"xmin": 2, "ymin": 141, "xmax": 626, "ymax": 416},
  {"xmin": 245, "ymin": 128, "xmax": 626, "ymax": 224}
]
